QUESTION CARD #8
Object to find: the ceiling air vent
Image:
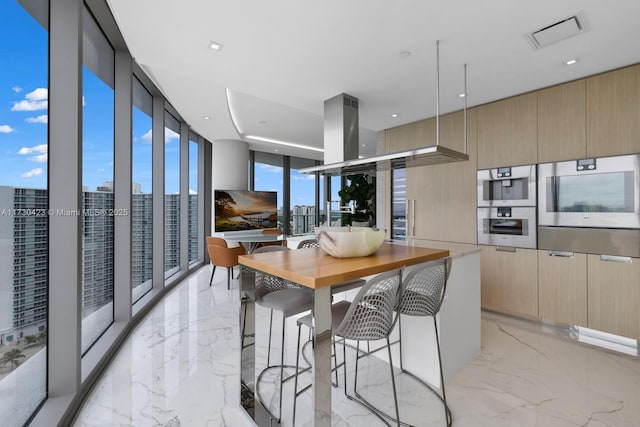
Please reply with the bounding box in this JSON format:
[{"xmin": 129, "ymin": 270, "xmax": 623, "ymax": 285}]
[{"xmin": 528, "ymin": 15, "xmax": 585, "ymax": 49}]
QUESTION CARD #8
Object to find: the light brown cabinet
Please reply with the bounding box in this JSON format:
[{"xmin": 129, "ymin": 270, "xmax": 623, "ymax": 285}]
[
  {"xmin": 480, "ymin": 246, "xmax": 538, "ymax": 319},
  {"xmin": 537, "ymin": 250, "xmax": 587, "ymax": 326},
  {"xmin": 537, "ymin": 80, "xmax": 586, "ymax": 163},
  {"xmin": 385, "ymin": 110, "xmax": 470, "ymax": 153},
  {"xmin": 477, "ymin": 92, "xmax": 537, "ymax": 169},
  {"xmin": 587, "ymin": 254, "xmax": 640, "ymax": 340},
  {"xmin": 586, "ymin": 64, "xmax": 640, "ymax": 157},
  {"xmin": 404, "ymin": 109, "xmax": 478, "ymax": 244}
]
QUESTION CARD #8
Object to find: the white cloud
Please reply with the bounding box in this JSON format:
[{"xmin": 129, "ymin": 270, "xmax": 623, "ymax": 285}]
[
  {"xmin": 12, "ymin": 88, "xmax": 48, "ymax": 111},
  {"xmin": 0, "ymin": 125, "xmax": 15, "ymax": 133},
  {"xmin": 31, "ymin": 154, "xmax": 48, "ymax": 163},
  {"xmin": 25, "ymin": 115, "xmax": 48, "ymax": 124},
  {"xmin": 26, "ymin": 88, "xmax": 48, "ymax": 101},
  {"xmin": 165, "ymin": 128, "xmax": 179, "ymax": 144},
  {"xmin": 141, "ymin": 129, "xmax": 152, "ymax": 143},
  {"xmin": 12, "ymin": 86, "xmax": 23, "ymax": 93},
  {"xmin": 17, "ymin": 144, "xmax": 48, "ymax": 155},
  {"xmin": 258, "ymin": 164, "xmax": 282, "ymax": 173},
  {"xmin": 21, "ymin": 168, "xmax": 43, "ymax": 178},
  {"xmin": 292, "ymin": 174, "xmax": 315, "ymax": 181},
  {"xmin": 189, "ymin": 188, "xmax": 197, "ymax": 195}
]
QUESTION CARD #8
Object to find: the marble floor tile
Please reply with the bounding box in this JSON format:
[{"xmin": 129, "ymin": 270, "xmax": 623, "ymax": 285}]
[{"xmin": 74, "ymin": 266, "xmax": 640, "ymax": 427}]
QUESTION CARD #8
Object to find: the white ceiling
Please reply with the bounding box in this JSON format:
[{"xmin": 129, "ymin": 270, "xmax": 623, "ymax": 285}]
[{"xmin": 107, "ymin": 0, "xmax": 640, "ymax": 161}]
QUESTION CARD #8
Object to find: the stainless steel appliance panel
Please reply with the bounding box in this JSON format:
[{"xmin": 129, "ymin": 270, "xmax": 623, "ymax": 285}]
[
  {"xmin": 538, "ymin": 226, "xmax": 640, "ymax": 258},
  {"xmin": 538, "ymin": 154, "xmax": 640, "ymax": 229},
  {"xmin": 478, "ymin": 207, "xmax": 537, "ymax": 249},
  {"xmin": 477, "ymin": 164, "xmax": 537, "ymax": 207}
]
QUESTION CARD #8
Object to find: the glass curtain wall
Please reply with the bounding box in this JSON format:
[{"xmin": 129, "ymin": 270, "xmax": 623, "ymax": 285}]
[
  {"xmin": 164, "ymin": 113, "xmax": 180, "ymax": 277},
  {"xmin": 81, "ymin": 9, "xmax": 115, "ymax": 354},
  {"xmin": 254, "ymin": 152, "xmax": 284, "ymax": 230},
  {"xmin": 132, "ymin": 77, "xmax": 153, "ymax": 302},
  {"xmin": 188, "ymin": 135, "xmax": 198, "ymax": 263},
  {"xmin": 0, "ymin": 2, "xmax": 48, "ymax": 425},
  {"xmin": 290, "ymin": 157, "xmax": 317, "ymax": 234}
]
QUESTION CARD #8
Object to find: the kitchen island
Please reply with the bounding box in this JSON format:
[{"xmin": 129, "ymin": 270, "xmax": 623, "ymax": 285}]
[{"xmin": 238, "ymin": 242, "xmax": 480, "ymax": 426}]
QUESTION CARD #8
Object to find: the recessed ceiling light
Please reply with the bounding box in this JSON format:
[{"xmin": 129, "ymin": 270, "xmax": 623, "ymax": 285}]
[
  {"xmin": 458, "ymin": 93, "xmax": 466, "ymax": 98},
  {"xmin": 209, "ymin": 41, "xmax": 223, "ymax": 50},
  {"xmin": 399, "ymin": 51, "xmax": 411, "ymax": 58},
  {"xmin": 203, "ymin": 116, "xmax": 210, "ymax": 120},
  {"xmin": 362, "ymin": 144, "xmax": 366, "ymax": 147},
  {"xmin": 274, "ymin": 149, "xmax": 278, "ymax": 152},
  {"xmin": 391, "ymin": 113, "xmax": 399, "ymax": 118},
  {"xmin": 565, "ymin": 58, "xmax": 578, "ymax": 65}
]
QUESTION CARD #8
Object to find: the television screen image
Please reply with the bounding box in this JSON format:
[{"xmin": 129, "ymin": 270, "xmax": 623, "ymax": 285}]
[{"xmin": 214, "ymin": 190, "xmax": 278, "ymax": 232}]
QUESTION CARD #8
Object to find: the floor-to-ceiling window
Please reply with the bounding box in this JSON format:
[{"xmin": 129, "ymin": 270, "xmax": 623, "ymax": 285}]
[
  {"xmin": 132, "ymin": 77, "xmax": 153, "ymax": 302},
  {"xmin": 188, "ymin": 135, "xmax": 198, "ymax": 263},
  {"xmin": 81, "ymin": 9, "xmax": 115, "ymax": 353},
  {"xmin": 254, "ymin": 152, "xmax": 284, "ymax": 230},
  {"xmin": 0, "ymin": 3, "xmax": 48, "ymax": 425},
  {"xmin": 164, "ymin": 113, "xmax": 180, "ymax": 277},
  {"xmin": 290, "ymin": 157, "xmax": 317, "ymax": 234}
]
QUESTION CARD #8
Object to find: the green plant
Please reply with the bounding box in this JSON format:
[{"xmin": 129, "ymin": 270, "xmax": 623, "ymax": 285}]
[
  {"xmin": 338, "ymin": 174, "xmax": 375, "ymax": 225},
  {"xmin": 1, "ymin": 348, "xmax": 25, "ymax": 371}
]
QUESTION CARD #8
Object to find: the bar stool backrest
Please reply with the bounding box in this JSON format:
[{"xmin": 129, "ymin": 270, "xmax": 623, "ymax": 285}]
[
  {"xmin": 245, "ymin": 246, "xmax": 300, "ymax": 300},
  {"xmin": 298, "ymin": 239, "xmax": 320, "ymax": 248},
  {"xmin": 334, "ymin": 268, "xmax": 403, "ymax": 341},
  {"xmin": 398, "ymin": 257, "xmax": 452, "ymax": 317}
]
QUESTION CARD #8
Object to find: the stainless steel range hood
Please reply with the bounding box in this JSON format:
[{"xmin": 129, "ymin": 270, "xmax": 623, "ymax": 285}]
[
  {"xmin": 299, "ymin": 144, "xmax": 468, "ymax": 175},
  {"xmin": 300, "ymin": 41, "xmax": 468, "ymax": 177}
]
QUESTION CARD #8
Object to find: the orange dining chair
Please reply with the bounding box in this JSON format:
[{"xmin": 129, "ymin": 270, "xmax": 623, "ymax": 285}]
[{"xmin": 207, "ymin": 238, "xmax": 246, "ymax": 289}]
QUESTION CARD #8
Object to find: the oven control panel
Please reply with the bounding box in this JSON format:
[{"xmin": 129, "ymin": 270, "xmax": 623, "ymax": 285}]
[{"xmin": 576, "ymin": 158, "xmax": 596, "ymax": 171}]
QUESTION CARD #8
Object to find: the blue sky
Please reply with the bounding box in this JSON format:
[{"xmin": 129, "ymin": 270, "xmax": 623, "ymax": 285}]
[{"xmin": 2, "ymin": 2, "xmax": 313, "ymax": 206}]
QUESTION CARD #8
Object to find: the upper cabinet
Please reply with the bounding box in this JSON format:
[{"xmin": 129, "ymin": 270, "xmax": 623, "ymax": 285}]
[
  {"xmin": 586, "ymin": 64, "xmax": 640, "ymax": 157},
  {"xmin": 477, "ymin": 92, "xmax": 537, "ymax": 169},
  {"xmin": 385, "ymin": 110, "xmax": 470, "ymax": 153},
  {"xmin": 537, "ymin": 80, "xmax": 587, "ymax": 163}
]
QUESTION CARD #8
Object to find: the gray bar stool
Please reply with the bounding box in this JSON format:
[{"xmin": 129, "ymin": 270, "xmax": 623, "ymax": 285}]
[
  {"xmin": 292, "ymin": 268, "xmax": 403, "ymax": 426},
  {"xmin": 395, "ymin": 257, "xmax": 453, "ymax": 426},
  {"xmin": 242, "ymin": 245, "xmax": 313, "ymax": 424}
]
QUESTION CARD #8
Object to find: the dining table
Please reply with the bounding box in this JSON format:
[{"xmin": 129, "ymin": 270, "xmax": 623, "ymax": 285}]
[
  {"xmin": 222, "ymin": 233, "xmax": 285, "ymax": 254},
  {"xmin": 238, "ymin": 243, "xmax": 450, "ymax": 426}
]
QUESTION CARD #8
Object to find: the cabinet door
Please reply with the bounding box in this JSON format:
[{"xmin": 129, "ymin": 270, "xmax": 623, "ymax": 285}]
[
  {"xmin": 385, "ymin": 110, "xmax": 470, "ymax": 153},
  {"xmin": 480, "ymin": 246, "xmax": 538, "ymax": 318},
  {"xmin": 385, "ymin": 117, "xmax": 435, "ymax": 152},
  {"xmin": 587, "ymin": 254, "xmax": 640, "ymax": 340},
  {"xmin": 405, "ymin": 109, "xmax": 478, "ymax": 243},
  {"xmin": 477, "ymin": 92, "xmax": 537, "ymax": 169},
  {"xmin": 586, "ymin": 64, "xmax": 640, "ymax": 157},
  {"xmin": 538, "ymin": 250, "xmax": 587, "ymax": 326},
  {"xmin": 537, "ymin": 80, "xmax": 586, "ymax": 163}
]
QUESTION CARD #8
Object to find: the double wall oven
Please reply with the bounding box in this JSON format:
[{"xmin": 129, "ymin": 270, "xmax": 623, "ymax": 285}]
[
  {"xmin": 538, "ymin": 154, "xmax": 640, "ymax": 257},
  {"xmin": 477, "ymin": 165, "xmax": 537, "ymax": 249}
]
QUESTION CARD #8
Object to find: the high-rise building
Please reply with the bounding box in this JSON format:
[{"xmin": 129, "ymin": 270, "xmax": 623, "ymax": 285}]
[
  {"xmin": 0, "ymin": 186, "xmax": 48, "ymax": 345},
  {"xmin": 292, "ymin": 205, "xmax": 316, "ymax": 235},
  {"xmin": 131, "ymin": 192, "xmax": 153, "ymax": 288},
  {"xmin": 81, "ymin": 188, "xmax": 114, "ymax": 316}
]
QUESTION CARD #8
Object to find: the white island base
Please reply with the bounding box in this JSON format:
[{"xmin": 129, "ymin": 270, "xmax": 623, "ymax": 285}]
[{"xmin": 343, "ymin": 242, "xmax": 481, "ymax": 388}]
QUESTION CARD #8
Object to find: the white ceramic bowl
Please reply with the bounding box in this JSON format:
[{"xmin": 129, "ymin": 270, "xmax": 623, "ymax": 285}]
[{"xmin": 314, "ymin": 226, "xmax": 385, "ymax": 258}]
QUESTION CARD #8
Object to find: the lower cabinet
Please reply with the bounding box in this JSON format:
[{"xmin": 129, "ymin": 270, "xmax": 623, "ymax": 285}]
[
  {"xmin": 538, "ymin": 250, "xmax": 588, "ymax": 326},
  {"xmin": 587, "ymin": 254, "xmax": 640, "ymax": 340},
  {"xmin": 480, "ymin": 246, "xmax": 538, "ymax": 318}
]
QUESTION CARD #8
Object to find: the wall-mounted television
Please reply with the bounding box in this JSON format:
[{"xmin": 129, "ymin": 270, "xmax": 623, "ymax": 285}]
[{"xmin": 214, "ymin": 190, "xmax": 278, "ymax": 232}]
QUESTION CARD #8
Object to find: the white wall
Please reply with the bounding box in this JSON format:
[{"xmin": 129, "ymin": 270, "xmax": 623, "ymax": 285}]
[
  {"xmin": 212, "ymin": 139, "xmax": 249, "ymax": 191},
  {"xmin": 211, "ymin": 139, "xmax": 249, "ymax": 234}
]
